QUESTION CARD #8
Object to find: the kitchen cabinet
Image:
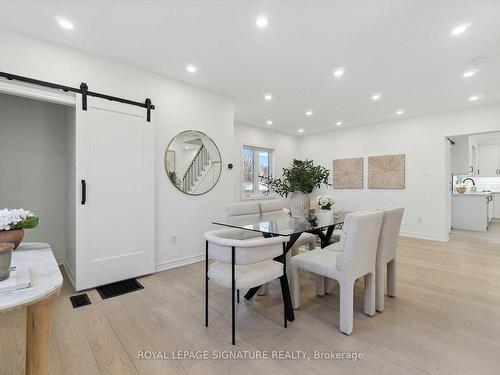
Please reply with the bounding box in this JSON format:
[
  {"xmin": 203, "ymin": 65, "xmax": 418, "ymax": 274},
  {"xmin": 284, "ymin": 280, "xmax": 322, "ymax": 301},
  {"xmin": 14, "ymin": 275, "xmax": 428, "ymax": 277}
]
[
  {"xmin": 452, "ymin": 194, "xmax": 491, "ymax": 232},
  {"xmin": 489, "ymin": 195, "xmax": 494, "ymax": 222},
  {"xmin": 451, "ymin": 136, "xmax": 478, "ymax": 175},
  {"xmin": 494, "ymin": 194, "xmax": 500, "ymax": 219},
  {"xmin": 478, "ymin": 144, "xmax": 500, "ymax": 177}
]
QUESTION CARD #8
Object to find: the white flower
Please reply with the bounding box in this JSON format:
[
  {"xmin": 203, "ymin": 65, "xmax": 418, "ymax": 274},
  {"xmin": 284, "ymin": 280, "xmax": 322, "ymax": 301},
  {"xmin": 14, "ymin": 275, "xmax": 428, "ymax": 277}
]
[
  {"xmin": 317, "ymin": 195, "xmax": 334, "ymax": 208},
  {"xmin": 0, "ymin": 208, "xmax": 35, "ymax": 231}
]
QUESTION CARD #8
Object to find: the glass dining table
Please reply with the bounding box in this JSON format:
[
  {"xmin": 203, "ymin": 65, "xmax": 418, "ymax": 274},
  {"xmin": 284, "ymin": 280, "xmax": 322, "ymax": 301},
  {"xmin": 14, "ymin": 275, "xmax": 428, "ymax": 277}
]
[{"xmin": 212, "ymin": 209, "xmax": 346, "ymax": 321}]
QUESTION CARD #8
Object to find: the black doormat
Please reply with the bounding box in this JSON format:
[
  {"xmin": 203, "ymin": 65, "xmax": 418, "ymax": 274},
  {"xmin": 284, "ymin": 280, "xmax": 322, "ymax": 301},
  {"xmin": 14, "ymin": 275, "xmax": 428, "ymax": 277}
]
[
  {"xmin": 70, "ymin": 293, "xmax": 91, "ymax": 308},
  {"xmin": 96, "ymin": 278, "xmax": 144, "ymax": 300}
]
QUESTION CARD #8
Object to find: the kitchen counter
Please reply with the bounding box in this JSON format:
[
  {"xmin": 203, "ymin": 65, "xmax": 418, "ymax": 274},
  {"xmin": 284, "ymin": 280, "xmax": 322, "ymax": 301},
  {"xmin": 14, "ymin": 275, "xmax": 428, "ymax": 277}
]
[
  {"xmin": 452, "ymin": 194, "xmax": 492, "ymax": 232},
  {"xmin": 453, "ymin": 192, "xmax": 494, "ymax": 196}
]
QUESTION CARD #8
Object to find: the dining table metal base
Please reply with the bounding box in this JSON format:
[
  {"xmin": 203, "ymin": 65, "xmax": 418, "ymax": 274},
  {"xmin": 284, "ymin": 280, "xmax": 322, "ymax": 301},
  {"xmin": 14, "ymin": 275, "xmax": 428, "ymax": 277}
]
[{"xmin": 243, "ymin": 224, "xmax": 340, "ymax": 320}]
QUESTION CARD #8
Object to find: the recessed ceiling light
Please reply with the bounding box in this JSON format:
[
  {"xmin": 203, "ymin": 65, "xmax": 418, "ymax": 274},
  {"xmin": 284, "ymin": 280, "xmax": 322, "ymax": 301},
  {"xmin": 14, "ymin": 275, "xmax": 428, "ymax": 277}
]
[
  {"xmin": 463, "ymin": 70, "xmax": 477, "ymax": 78},
  {"xmin": 305, "ymin": 110, "xmax": 313, "ymax": 116},
  {"xmin": 335, "ymin": 121, "xmax": 342, "ymax": 126},
  {"xmin": 57, "ymin": 18, "xmax": 74, "ymax": 30},
  {"xmin": 184, "ymin": 145, "xmax": 190, "ymax": 150},
  {"xmin": 266, "ymin": 120, "xmax": 273, "ymax": 125},
  {"xmin": 264, "ymin": 93, "xmax": 273, "ymax": 101},
  {"xmin": 396, "ymin": 109, "xmax": 405, "ymax": 115},
  {"xmin": 186, "ymin": 64, "xmax": 197, "ymax": 73},
  {"xmin": 256, "ymin": 15, "xmax": 269, "ymax": 28},
  {"xmin": 333, "ymin": 68, "xmax": 345, "ymax": 77},
  {"xmin": 469, "ymin": 95, "xmax": 480, "ymax": 101},
  {"xmin": 371, "ymin": 93, "xmax": 382, "ymax": 101},
  {"xmin": 451, "ymin": 23, "xmax": 470, "ymax": 36},
  {"xmin": 298, "ymin": 129, "xmax": 304, "ymax": 133}
]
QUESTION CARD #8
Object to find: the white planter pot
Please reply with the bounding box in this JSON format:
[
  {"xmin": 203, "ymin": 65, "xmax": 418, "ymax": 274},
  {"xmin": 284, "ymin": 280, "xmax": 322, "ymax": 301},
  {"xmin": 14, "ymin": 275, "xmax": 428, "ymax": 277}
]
[{"xmin": 290, "ymin": 192, "xmax": 310, "ymax": 218}]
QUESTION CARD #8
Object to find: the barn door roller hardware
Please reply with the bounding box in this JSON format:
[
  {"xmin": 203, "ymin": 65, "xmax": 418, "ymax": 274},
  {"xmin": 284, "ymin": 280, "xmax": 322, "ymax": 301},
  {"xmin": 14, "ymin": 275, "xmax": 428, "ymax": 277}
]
[{"xmin": 0, "ymin": 71, "xmax": 155, "ymax": 122}]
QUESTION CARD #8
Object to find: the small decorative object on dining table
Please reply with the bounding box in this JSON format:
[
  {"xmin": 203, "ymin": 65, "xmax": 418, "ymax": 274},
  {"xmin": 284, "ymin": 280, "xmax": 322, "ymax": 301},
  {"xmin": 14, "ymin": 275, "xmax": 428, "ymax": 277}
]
[
  {"xmin": 265, "ymin": 159, "xmax": 330, "ymax": 218},
  {"xmin": 456, "ymin": 183, "xmax": 467, "ymax": 194},
  {"xmin": 317, "ymin": 195, "xmax": 334, "ymax": 210},
  {"xmin": 0, "ymin": 208, "xmax": 39, "ymax": 249}
]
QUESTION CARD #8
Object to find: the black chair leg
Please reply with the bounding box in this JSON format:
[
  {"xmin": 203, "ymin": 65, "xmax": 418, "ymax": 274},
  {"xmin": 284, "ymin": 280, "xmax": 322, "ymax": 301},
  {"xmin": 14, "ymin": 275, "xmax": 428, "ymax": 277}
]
[
  {"xmin": 282, "ymin": 242, "xmax": 287, "ymax": 328},
  {"xmin": 205, "ymin": 240, "xmax": 208, "ymax": 327},
  {"xmin": 237, "ymin": 289, "xmax": 240, "ymax": 303},
  {"xmin": 231, "ymin": 246, "xmax": 236, "ymax": 345},
  {"xmin": 244, "ymin": 286, "xmax": 260, "ymax": 300}
]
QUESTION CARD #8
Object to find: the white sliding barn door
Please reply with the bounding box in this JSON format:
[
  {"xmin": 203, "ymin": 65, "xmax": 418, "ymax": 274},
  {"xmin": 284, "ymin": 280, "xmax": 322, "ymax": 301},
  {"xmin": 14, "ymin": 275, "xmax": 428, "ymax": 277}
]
[{"xmin": 75, "ymin": 96, "xmax": 154, "ymax": 290}]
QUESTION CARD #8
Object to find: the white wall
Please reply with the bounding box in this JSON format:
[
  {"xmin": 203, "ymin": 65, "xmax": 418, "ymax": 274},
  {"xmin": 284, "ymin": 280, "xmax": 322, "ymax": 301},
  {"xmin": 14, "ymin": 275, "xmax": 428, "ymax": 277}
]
[
  {"xmin": 299, "ymin": 103, "xmax": 500, "ymax": 241},
  {"xmin": 0, "ymin": 93, "xmax": 73, "ymax": 261},
  {"xmin": 234, "ymin": 122, "xmax": 300, "ymax": 202},
  {"xmin": 0, "ymin": 27, "xmax": 234, "ymax": 270}
]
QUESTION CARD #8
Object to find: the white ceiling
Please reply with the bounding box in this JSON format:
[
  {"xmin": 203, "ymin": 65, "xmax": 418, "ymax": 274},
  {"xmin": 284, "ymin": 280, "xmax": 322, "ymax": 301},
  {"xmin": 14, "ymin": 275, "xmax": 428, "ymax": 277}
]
[{"xmin": 0, "ymin": 0, "xmax": 499, "ymax": 135}]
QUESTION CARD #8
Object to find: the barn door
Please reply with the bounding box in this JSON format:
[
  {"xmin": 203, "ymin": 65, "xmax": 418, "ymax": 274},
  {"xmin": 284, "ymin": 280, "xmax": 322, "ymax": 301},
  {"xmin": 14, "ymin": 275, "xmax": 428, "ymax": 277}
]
[{"xmin": 75, "ymin": 96, "xmax": 154, "ymax": 290}]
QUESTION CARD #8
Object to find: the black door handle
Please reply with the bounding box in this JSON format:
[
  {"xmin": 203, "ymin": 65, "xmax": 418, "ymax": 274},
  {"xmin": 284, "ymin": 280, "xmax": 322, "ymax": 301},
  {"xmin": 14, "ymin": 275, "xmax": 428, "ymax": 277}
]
[{"xmin": 81, "ymin": 180, "xmax": 86, "ymax": 205}]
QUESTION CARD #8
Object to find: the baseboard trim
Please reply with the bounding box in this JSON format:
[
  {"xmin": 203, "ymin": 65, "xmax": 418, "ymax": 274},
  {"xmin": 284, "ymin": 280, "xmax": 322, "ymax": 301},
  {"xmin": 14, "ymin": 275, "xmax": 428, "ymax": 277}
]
[
  {"xmin": 59, "ymin": 254, "xmax": 204, "ymax": 287},
  {"xmin": 400, "ymin": 231, "xmax": 449, "ymax": 242},
  {"xmin": 155, "ymin": 253, "xmax": 205, "ymax": 273}
]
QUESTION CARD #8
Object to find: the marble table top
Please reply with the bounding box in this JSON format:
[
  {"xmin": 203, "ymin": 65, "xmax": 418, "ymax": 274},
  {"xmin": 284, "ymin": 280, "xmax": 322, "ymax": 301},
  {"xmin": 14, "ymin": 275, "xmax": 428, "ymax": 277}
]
[{"xmin": 0, "ymin": 242, "xmax": 63, "ymax": 312}]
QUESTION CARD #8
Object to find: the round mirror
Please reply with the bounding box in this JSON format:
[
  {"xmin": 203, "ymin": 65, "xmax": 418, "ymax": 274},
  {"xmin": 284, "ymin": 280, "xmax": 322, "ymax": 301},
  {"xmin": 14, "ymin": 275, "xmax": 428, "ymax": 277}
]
[{"xmin": 165, "ymin": 130, "xmax": 222, "ymax": 195}]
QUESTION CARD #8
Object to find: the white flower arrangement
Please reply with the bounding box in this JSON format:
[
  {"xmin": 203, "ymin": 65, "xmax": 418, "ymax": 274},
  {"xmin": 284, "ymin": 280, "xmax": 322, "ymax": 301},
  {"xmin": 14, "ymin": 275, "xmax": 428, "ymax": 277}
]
[
  {"xmin": 317, "ymin": 195, "xmax": 335, "ymax": 209},
  {"xmin": 0, "ymin": 208, "xmax": 38, "ymax": 231}
]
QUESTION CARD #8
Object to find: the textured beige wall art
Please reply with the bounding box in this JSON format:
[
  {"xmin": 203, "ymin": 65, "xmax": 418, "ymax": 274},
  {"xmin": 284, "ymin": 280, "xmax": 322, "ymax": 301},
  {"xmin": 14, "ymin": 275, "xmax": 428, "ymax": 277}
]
[
  {"xmin": 368, "ymin": 154, "xmax": 405, "ymax": 189},
  {"xmin": 332, "ymin": 157, "xmax": 363, "ymax": 189}
]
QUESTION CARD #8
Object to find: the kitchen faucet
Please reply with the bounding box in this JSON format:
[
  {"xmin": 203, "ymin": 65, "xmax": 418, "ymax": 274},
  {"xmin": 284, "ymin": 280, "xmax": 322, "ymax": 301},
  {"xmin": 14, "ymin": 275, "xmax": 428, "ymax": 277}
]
[{"xmin": 462, "ymin": 178, "xmax": 475, "ymax": 185}]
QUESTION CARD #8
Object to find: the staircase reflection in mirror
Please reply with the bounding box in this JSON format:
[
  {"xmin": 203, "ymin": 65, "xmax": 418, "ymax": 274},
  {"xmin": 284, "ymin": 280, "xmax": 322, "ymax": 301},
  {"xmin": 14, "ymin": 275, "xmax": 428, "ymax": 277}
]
[{"xmin": 165, "ymin": 130, "xmax": 222, "ymax": 195}]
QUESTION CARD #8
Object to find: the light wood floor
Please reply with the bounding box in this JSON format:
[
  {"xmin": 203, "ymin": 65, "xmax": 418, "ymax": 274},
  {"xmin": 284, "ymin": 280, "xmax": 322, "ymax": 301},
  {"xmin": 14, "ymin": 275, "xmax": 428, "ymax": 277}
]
[{"xmin": 2, "ymin": 224, "xmax": 500, "ymax": 375}]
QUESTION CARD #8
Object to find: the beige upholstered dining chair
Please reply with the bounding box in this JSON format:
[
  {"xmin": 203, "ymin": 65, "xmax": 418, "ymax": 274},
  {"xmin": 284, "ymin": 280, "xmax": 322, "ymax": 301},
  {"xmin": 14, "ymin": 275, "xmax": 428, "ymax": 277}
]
[
  {"xmin": 204, "ymin": 228, "xmax": 289, "ymax": 345},
  {"xmin": 330, "ymin": 210, "xmax": 350, "ymax": 242},
  {"xmin": 225, "ymin": 201, "xmax": 260, "ymax": 217},
  {"xmin": 257, "ymin": 200, "xmax": 317, "ymax": 296},
  {"xmin": 290, "ymin": 210, "xmax": 383, "ymax": 335},
  {"xmin": 324, "ymin": 208, "xmax": 405, "ymax": 312},
  {"xmin": 375, "ymin": 207, "xmax": 404, "ymax": 312}
]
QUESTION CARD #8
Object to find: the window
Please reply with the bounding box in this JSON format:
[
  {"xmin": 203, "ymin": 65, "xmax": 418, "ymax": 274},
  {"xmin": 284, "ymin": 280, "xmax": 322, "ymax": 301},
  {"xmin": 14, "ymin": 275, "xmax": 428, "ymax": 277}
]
[{"xmin": 241, "ymin": 145, "xmax": 273, "ymax": 198}]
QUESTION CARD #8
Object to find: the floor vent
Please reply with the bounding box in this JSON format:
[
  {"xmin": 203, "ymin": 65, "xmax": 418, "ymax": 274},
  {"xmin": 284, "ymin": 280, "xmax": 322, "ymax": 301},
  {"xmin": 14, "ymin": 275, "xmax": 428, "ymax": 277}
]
[
  {"xmin": 70, "ymin": 293, "xmax": 91, "ymax": 308},
  {"xmin": 96, "ymin": 278, "xmax": 144, "ymax": 300}
]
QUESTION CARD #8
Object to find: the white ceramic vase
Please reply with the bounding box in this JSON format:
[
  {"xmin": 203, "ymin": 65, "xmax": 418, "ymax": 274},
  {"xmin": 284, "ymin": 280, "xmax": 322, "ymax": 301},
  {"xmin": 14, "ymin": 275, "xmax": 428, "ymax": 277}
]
[{"xmin": 290, "ymin": 192, "xmax": 310, "ymax": 218}]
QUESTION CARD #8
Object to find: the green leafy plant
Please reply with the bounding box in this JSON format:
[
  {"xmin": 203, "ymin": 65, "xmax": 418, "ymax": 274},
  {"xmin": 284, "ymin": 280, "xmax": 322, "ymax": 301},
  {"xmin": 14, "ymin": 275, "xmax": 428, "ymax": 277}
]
[
  {"xmin": 265, "ymin": 159, "xmax": 330, "ymax": 197},
  {"xmin": 13, "ymin": 215, "xmax": 39, "ymax": 230}
]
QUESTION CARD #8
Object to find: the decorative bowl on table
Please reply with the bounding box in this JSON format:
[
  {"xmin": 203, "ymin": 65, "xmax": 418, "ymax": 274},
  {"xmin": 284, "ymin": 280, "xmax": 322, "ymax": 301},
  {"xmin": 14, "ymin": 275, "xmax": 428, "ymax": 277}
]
[
  {"xmin": 0, "ymin": 209, "xmax": 39, "ymax": 249},
  {"xmin": 0, "ymin": 229, "xmax": 25, "ymax": 249}
]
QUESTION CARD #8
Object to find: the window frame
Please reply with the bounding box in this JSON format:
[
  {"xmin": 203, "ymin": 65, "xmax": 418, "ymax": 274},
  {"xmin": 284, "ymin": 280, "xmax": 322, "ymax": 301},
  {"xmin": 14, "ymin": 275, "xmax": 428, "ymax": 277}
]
[{"xmin": 240, "ymin": 143, "xmax": 275, "ymax": 200}]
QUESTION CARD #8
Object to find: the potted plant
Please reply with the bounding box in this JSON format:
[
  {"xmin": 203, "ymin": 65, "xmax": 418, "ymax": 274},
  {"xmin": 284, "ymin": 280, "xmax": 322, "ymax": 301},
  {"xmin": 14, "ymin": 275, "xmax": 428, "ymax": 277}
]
[
  {"xmin": 0, "ymin": 209, "xmax": 39, "ymax": 249},
  {"xmin": 317, "ymin": 195, "xmax": 335, "ymax": 210},
  {"xmin": 265, "ymin": 159, "xmax": 330, "ymax": 218}
]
